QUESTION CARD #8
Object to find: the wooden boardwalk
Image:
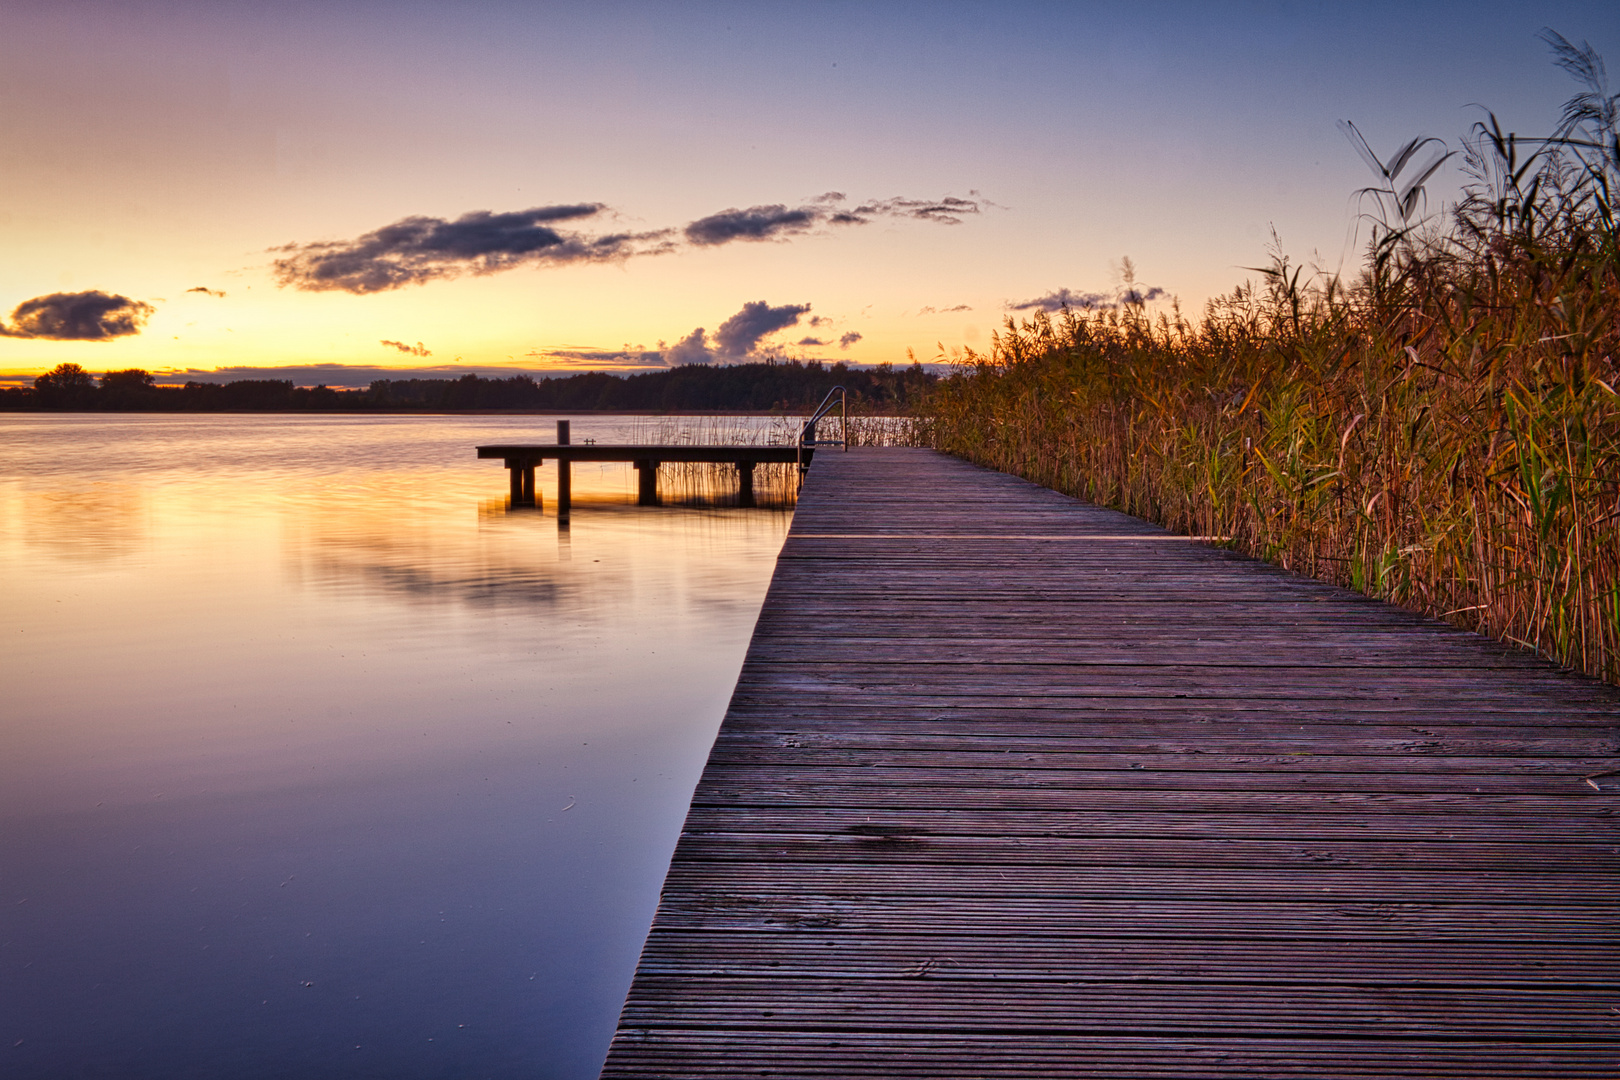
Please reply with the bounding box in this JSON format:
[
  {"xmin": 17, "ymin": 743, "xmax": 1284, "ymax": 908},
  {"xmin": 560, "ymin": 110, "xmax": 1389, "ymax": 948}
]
[{"xmin": 600, "ymin": 448, "xmax": 1620, "ymax": 1078}]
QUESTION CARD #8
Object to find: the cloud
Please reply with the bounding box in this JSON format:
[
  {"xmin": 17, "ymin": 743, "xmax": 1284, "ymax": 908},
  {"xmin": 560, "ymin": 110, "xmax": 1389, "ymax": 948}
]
[
  {"xmin": 714, "ymin": 300, "xmax": 811, "ymax": 358},
  {"xmin": 1009, "ymin": 288, "xmax": 1112, "ymax": 312},
  {"xmin": 381, "ymin": 339, "xmax": 431, "ymax": 357},
  {"xmin": 186, "ymin": 286, "xmax": 227, "ymax": 298},
  {"xmin": 273, "ymin": 190, "xmax": 989, "ymax": 294},
  {"xmin": 0, "ymin": 290, "xmax": 155, "ymax": 340},
  {"xmin": 682, "ymin": 191, "xmax": 987, "ymax": 246},
  {"xmin": 684, "ymin": 204, "xmax": 819, "ymax": 245},
  {"xmin": 1009, "ymin": 285, "xmax": 1167, "ymax": 312},
  {"xmin": 148, "ymin": 357, "xmax": 676, "ymax": 388},
  {"xmin": 661, "ymin": 328, "xmax": 714, "ymax": 366},
  {"xmin": 808, "ymin": 315, "xmax": 830, "ymax": 327},
  {"xmin": 659, "ymin": 300, "xmax": 812, "ymax": 366},
  {"xmin": 918, "ymin": 303, "xmax": 973, "ymax": 315},
  {"xmin": 527, "ymin": 347, "xmax": 666, "ymax": 371},
  {"xmin": 843, "ymin": 195, "xmax": 983, "ymax": 225},
  {"xmin": 838, "ymin": 331, "xmax": 862, "ymax": 349},
  {"xmin": 272, "ymin": 204, "xmax": 676, "ymax": 293}
]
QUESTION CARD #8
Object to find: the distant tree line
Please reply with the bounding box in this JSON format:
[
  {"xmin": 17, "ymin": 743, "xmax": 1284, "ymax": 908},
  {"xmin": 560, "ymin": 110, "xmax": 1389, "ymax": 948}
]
[{"xmin": 2, "ymin": 360, "xmax": 935, "ymax": 413}]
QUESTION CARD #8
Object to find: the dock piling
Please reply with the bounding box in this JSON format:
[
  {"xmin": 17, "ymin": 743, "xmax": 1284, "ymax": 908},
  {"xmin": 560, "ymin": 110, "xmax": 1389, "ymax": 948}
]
[
  {"xmin": 557, "ymin": 421, "xmax": 571, "ymax": 519},
  {"xmin": 635, "ymin": 459, "xmax": 660, "ymax": 505},
  {"xmin": 507, "ymin": 458, "xmax": 538, "ymax": 507}
]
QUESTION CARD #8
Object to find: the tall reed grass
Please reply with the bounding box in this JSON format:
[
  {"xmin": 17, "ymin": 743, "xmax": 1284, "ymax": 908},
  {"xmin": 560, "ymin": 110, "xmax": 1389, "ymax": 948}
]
[
  {"xmin": 626, "ymin": 411, "xmax": 928, "ymax": 449},
  {"xmin": 926, "ymin": 33, "xmax": 1620, "ymax": 684}
]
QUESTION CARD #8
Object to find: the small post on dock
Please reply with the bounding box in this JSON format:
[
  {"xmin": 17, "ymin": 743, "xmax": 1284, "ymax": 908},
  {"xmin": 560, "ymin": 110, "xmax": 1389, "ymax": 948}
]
[
  {"xmin": 635, "ymin": 459, "xmax": 660, "ymax": 505},
  {"xmin": 737, "ymin": 459, "xmax": 755, "ymax": 507},
  {"xmin": 556, "ymin": 421, "xmax": 571, "ymax": 519}
]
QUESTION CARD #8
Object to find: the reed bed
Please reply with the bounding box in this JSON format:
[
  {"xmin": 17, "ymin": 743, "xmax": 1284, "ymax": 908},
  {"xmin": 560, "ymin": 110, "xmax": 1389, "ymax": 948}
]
[
  {"xmin": 927, "ymin": 36, "xmax": 1620, "ymax": 684},
  {"xmin": 625, "ymin": 411, "xmax": 927, "ymax": 448},
  {"xmin": 625, "ymin": 413, "xmax": 926, "ymax": 507},
  {"xmin": 625, "ymin": 414, "xmax": 803, "ymax": 446},
  {"xmin": 844, "ymin": 414, "xmax": 931, "ymax": 447},
  {"xmin": 652, "ymin": 461, "xmax": 800, "ymax": 509}
]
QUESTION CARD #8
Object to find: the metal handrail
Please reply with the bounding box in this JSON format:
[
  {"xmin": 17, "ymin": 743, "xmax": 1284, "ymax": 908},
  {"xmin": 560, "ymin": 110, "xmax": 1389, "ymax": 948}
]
[{"xmin": 796, "ymin": 386, "xmax": 847, "ymax": 472}]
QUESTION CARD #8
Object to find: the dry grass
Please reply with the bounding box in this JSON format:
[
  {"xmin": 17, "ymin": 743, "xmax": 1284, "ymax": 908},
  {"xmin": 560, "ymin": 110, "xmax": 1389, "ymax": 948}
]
[{"xmin": 926, "ymin": 37, "xmax": 1620, "ymax": 683}]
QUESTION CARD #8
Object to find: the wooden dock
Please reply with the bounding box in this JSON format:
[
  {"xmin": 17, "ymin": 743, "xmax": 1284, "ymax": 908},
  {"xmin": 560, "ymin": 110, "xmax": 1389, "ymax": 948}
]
[
  {"xmin": 600, "ymin": 448, "xmax": 1620, "ymax": 1078},
  {"xmin": 479, "ymin": 425, "xmax": 808, "ymax": 510}
]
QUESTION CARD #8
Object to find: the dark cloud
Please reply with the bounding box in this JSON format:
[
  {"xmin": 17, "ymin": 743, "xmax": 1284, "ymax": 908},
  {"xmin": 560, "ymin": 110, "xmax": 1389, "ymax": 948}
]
[
  {"xmin": 150, "ymin": 357, "xmax": 669, "ymax": 388},
  {"xmin": 0, "ymin": 291, "xmax": 155, "ymax": 340},
  {"xmin": 381, "ymin": 339, "xmax": 431, "ymax": 357},
  {"xmin": 660, "ymin": 300, "xmax": 812, "ymax": 365},
  {"xmin": 838, "ymin": 331, "xmax": 863, "ymax": 349},
  {"xmin": 1009, "ymin": 285, "xmax": 1167, "ymax": 312},
  {"xmin": 683, "ymin": 191, "xmax": 987, "ymax": 246},
  {"xmin": 713, "ymin": 300, "xmax": 811, "ymax": 358},
  {"xmin": 186, "ymin": 286, "xmax": 227, "ymax": 298},
  {"xmin": 808, "ymin": 315, "xmax": 830, "ymax": 327},
  {"xmin": 271, "ymin": 204, "xmax": 676, "ymax": 293},
  {"xmin": 845, "ymin": 195, "xmax": 983, "ymax": 225},
  {"xmin": 273, "ymin": 190, "xmax": 989, "ymax": 295},
  {"xmin": 684, "ymin": 204, "xmax": 819, "ymax": 245},
  {"xmin": 1009, "ymin": 288, "xmax": 1112, "ymax": 312},
  {"xmin": 661, "ymin": 328, "xmax": 714, "ymax": 366},
  {"xmin": 918, "ymin": 303, "xmax": 973, "ymax": 314}
]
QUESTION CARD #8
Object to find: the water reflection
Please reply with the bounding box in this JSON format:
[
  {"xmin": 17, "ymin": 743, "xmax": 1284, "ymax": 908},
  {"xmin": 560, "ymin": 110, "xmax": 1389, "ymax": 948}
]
[
  {"xmin": 21, "ymin": 485, "xmax": 149, "ymax": 561},
  {"xmin": 0, "ymin": 415, "xmax": 791, "ymax": 1080}
]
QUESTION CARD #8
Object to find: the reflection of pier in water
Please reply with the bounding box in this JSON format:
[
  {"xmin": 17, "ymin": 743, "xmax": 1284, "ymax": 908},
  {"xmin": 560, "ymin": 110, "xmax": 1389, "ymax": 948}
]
[{"xmin": 479, "ymin": 421, "xmax": 815, "ymax": 514}]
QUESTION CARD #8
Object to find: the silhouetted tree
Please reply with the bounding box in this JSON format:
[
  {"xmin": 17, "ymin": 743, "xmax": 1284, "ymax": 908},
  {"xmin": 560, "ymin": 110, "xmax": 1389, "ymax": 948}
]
[
  {"xmin": 99, "ymin": 368, "xmax": 154, "ymax": 392},
  {"xmin": 33, "ymin": 363, "xmax": 98, "ymax": 408}
]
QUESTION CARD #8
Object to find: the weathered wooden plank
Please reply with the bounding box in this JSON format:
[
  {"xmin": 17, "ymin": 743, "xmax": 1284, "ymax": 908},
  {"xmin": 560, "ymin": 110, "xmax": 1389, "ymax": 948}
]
[
  {"xmin": 693, "ymin": 763, "xmax": 1608, "ymax": 795},
  {"xmin": 690, "ymin": 782, "xmax": 1619, "ymax": 813},
  {"xmin": 617, "ymin": 978, "xmax": 1618, "ymax": 1037},
  {"xmin": 645, "ymin": 894, "xmax": 1619, "ymax": 940},
  {"xmin": 631, "ymin": 930, "xmax": 1618, "ymax": 983},
  {"xmin": 663, "ymin": 832, "xmax": 1620, "ymax": 872},
  {"xmin": 603, "ymin": 1033, "xmax": 1620, "ymax": 1079},
  {"xmin": 676, "ymin": 804, "xmax": 1620, "ymax": 841},
  {"xmin": 600, "ymin": 448, "xmax": 1620, "ymax": 1078},
  {"xmin": 655, "ymin": 861, "xmax": 1611, "ymax": 903}
]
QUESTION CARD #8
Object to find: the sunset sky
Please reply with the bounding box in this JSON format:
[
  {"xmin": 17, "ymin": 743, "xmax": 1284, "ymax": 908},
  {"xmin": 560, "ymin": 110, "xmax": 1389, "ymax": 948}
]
[{"xmin": 2, "ymin": 0, "xmax": 1615, "ymax": 386}]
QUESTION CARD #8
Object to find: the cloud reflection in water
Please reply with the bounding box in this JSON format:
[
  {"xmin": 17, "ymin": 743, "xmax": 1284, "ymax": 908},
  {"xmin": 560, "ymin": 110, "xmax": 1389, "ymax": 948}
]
[{"xmin": 0, "ymin": 414, "xmax": 792, "ymax": 1080}]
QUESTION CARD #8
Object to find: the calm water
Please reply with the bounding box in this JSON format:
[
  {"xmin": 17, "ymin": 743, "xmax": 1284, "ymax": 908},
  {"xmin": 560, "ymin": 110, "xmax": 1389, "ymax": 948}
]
[{"xmin": 0, "ymin": 414, "xmax": 793, "ymax": 1079}]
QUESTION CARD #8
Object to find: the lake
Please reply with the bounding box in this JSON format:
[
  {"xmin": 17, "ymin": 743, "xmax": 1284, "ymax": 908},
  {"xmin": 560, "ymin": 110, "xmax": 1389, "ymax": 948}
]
[{"xmin": 0, "ymin": 414, "xmax": 796, "ymax": 1079}]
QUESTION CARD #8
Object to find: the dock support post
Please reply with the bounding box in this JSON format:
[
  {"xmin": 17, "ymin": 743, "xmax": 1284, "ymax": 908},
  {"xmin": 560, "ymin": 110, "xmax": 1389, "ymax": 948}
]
[
  {"xmin": 636, "ymin": 459, "xmax": 660, "ymax": 505},
  {"xmin": 508, "ymin": 459, "xmax": 537, "ymax": 507},
  {"xmin": 556, "ymin": 420, "xmax": 571, "ymax": 519},
  {"xmin": 737, "ymin": 460, "xmax": 755, "ymax": 507}
]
